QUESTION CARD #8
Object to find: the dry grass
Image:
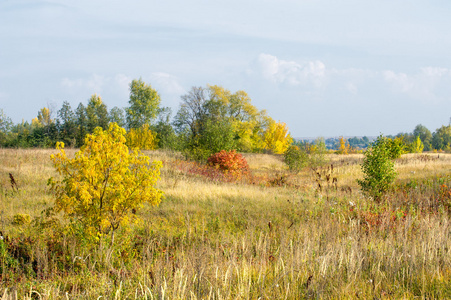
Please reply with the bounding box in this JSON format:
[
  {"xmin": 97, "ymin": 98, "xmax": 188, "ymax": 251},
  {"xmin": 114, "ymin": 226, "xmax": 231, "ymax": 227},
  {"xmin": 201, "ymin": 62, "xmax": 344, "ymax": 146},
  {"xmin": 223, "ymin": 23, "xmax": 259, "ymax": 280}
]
[{"xmin": 0, "ymin": 149, "xmax": 451, "ymax": 299}]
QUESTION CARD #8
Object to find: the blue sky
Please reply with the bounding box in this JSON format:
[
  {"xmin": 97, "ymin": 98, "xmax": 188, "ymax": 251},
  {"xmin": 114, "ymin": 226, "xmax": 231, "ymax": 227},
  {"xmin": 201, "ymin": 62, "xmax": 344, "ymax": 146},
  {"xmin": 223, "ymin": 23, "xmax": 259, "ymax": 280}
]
[{"xmin": 1, "ymin": 0, "xmax": 451, "ymax": 137}]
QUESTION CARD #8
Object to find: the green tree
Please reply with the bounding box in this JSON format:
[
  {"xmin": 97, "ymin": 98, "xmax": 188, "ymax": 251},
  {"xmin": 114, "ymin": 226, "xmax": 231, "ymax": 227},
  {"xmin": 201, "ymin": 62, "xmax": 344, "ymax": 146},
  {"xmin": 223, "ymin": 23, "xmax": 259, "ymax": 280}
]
[
  {"xmin": 126, "ymin": 78, "xmax": 161, "ymax": 129},
  {"xmin": 49, "ymin": 123, "xmax": 163, "ymax": 245},
  {"xmin": 58, "ymin": 101, "xmax": 76, "ymax": 146},
  {"xmin": 109, "ymin": 106, "xmax": 126, "ymax": 128},
  {"xmin": 432, "ymin": 125, "xmax": 451, "ymax": 151},
  {"xmin": 309, "ymin": 138, "xmax": 329, "ymax": 168},
  {"xmin": 174, "ymin": 85, "xmax": 274, "ymax": 157},
  {"xmin": 387, "ymin": 137, "xmax": 406, "ymax": 159},
  {"xmin": 86, "ymin": 94, "xmax": 108, "ymax": 132},
  {"xmin": 31, "ymin": 107, "xmax": 57, "ymax": 147},
  {"xmin": 413, "ymin": 124, "xmax": 432, "ymax": 151},
  {"xmin": 152, "ymin": 107, "xmax": 180, "ymax": 150},
  {"xmin": 75, "ymin": 103, "xmax": 87, "ymax": 147},
  {"xmin": 357, "ymin": 135, "xmax": 397, "ymax": 202},
  {"xmin": 284, "ymin": 145, "xmax": 309, "ymax": 172}
]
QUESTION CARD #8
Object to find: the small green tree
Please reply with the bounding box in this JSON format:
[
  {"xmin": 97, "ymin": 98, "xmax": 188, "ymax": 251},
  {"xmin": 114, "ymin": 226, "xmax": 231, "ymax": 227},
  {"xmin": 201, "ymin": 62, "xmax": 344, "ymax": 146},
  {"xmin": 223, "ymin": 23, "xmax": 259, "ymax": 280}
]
[
  {"xmin": 309, "ymin": 138, "xmax": 329, "ymax": 168},
  {"xmin": 284, "ymin": 145, "xmax": 309, "ymax": 172},
  {"xmin": 49, "ymin": 123, "xmax": 163, "ymax": 245},
  {"xmin": 357, "ymin": 135, "xmax": 397, "ymax": 202}
]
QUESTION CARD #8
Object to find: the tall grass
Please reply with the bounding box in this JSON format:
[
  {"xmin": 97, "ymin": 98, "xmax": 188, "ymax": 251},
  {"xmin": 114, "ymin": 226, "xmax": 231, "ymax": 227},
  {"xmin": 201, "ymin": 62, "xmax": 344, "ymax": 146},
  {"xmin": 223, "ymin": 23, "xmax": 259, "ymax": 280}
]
[{"xmin": 0, "ymin": 149, "xmax": 451, "ymax": 298}]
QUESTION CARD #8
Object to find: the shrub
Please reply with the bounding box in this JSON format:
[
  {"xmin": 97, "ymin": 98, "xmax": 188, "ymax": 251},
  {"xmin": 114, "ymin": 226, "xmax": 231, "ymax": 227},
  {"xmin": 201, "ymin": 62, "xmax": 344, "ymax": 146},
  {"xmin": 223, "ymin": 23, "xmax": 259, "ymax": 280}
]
[
  {"xmin": 284, "ymin": 145, "xmax": 309, "ymax": 172},
  {"xmin": 308, "ymin": 138, "xmax": 329, "ymax": 168},
  {"xmin": 207, "ymin": 150, "xmax": 249, "ymax": 180},
  {"xmin": 12, "ymin": 214, "xmax": 31, "ymax": 225},
  {"xmin": 357, "ymin": 135, "xmax": 397, "ymax": 202},
  {"xmin": 387, "ymin": 137, "xmax": 406, "ymax": 159},
  {"xmin": 49, "ymin": 123, "xmax": 163, "ymax": 245}
]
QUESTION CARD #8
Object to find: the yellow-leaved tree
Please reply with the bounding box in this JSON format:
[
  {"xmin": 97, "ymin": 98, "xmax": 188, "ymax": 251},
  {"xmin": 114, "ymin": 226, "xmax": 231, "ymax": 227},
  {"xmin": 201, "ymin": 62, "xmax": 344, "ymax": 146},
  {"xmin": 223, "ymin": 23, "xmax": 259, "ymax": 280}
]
[
  {"xmin": 49, "ymin": 123, "xmax": 163, "ymax": 244},
  {"xmin": 126, "ymin": 124, "xmax": 158, "ymax": 150},
  {"xmin": 263, "ymin": 121, "xmax": 293, "ymax": 154},
  {"xmin": 337, "ymin": 137, "xmax": 350, "ymax": 154}
]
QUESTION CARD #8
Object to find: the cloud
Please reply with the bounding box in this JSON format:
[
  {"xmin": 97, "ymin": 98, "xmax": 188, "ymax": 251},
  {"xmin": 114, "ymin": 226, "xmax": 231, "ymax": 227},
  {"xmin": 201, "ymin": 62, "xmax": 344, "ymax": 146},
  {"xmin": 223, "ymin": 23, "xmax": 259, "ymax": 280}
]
[
  {"xmin": 150, "ymin": 72, "xmax": 186, "ymax": 96},
  {"xmin": 345, "ymin": 82, "xmax": 358, "ymax": 95},
  {"xmin": 251, "ymin": 53, "xmax": 451, "ymax": 104},
  {"xmin": 256, "ymin": 53, "xmax": 326, "ymax": 87},
  {"xmin": 383, "ymin": 67, "xmax": 451, "ymax": 101},
  {"xmin": 61, "ymin": 74, "xmax": 106, "ymax": 92}
]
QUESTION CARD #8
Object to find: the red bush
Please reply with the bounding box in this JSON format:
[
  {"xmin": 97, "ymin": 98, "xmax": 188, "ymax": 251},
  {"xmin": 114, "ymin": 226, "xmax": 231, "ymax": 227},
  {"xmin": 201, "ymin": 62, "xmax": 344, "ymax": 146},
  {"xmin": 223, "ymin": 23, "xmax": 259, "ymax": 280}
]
[{"xmin": 207, "ymin": 150, "xmax": 250, "ymax": 180}]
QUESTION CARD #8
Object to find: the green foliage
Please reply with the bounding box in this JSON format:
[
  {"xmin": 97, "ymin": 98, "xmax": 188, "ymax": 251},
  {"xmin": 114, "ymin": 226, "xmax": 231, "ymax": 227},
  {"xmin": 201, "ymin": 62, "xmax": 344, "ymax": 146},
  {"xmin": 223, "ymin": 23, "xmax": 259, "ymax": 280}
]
[
  {"xmin": 284, "ymin": 138, "xmax": 329, "ymax": 171},
  {"xmin": 75, "ymin": 103, "xmax": 88, "ymax": 147},
  {"xmin": 309, "ymin": 138, "xmax": 329, "ymax": 168},
  {"xmin": 386, "ymin": 137, "xmax": 406, "ymax": 159},
  {"xmin": 126, "ymin": 78, "xmax": 161, "ymax": 129},
  {"xmin": 57, "ymin": 101, "xmax": 76, "ymax": 147},
  {"xmin": 153, "ymin": 107, "xmax": 181, "ymax": 150},
  {"xmin": 284, "ymin": 145, "xmax": 309, "ymax": 172},
  {"xmin": 86, "ymin": 94, "xmax": 109, "ymax": 132},
  {"xmin": 49, "ymin": 123, "xmax": 163, "ymax": 244},
  {"xmin": 174, "ymin": 85, "xmax": 285, "ymax": 158},
  {"xmin": 109, "ymin": 106, "xmax": 126, "ymax": 128},
  {"xmin": 357, "ymin": 135, "xmax": 397, "ymax": 202},
  {"xmin": 413, "ymin": 124, "xmax": 432, "ymax": 151},
  {"xmin": 432, "ymin": 125, "xmax": 451, "ymax": 151}
]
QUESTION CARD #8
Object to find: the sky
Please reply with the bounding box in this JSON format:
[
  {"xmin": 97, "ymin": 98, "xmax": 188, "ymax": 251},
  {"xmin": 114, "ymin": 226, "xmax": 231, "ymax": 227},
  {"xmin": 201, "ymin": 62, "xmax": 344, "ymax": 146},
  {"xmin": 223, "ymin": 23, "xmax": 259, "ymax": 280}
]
[{"xmin": 1, "ymin": 0, "xmax": 451, "ymax": 138}]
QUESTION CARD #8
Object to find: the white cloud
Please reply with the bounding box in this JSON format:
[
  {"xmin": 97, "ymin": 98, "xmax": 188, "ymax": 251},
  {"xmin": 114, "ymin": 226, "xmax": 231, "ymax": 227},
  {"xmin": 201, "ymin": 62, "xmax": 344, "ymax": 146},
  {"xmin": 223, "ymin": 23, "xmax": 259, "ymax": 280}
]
[
  {"xmin": 345, "ymin": 82, "xmax": 358, "ymax": 95},
  {"xmin": 252, "ymin": 54, "xmax": 451, "ymax": 103},
  {"xmin": 150, "ymin": 72, "xmax": 186, "ymax": 96},
  {"xmin": 61, "ymin": 74, "xmax": 106, "ymax": 93},
  {"xmin": 421, "ymin": 67, "xmax": 449, "ymax": 77},
  {"xmin": 256, "ymin": 53, "xmax": 326, "ymax": 87},
  {"xmin": 383, "ymin": 67, "xmax": 451, "ymax": 101},
  {"xmin": 383, "ymin": 71, "xmax": 414, "ymax": 93},
  {"xmin": 114, "ymin": 74, "xmax": 132, "ymax": 90}
]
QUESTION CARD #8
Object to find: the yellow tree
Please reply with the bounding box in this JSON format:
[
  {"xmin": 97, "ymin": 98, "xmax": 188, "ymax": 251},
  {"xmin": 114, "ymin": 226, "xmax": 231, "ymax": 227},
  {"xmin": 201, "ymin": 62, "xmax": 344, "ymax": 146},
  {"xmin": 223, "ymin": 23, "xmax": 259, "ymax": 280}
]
[
  {"xmin": 337, "ymin": 137, "xmax": 350, "ymax": 154},
  {"xmin": 32, "ymin": 107, "xmax": 53, "ymax": 127},
  {"xmin": 263, "ymin": 121, "xmax": 293, "ymax": 154},
  {"xmin": 126, "ymin": 124, "xmax": 158, "ymax": 150},
  {"xmin": 409, "ymin": 136, "xmax": 424, "ymax": 153},
  {"xmin": 49, "ymin": 123, "xmax": 163, "ymax": 244}
]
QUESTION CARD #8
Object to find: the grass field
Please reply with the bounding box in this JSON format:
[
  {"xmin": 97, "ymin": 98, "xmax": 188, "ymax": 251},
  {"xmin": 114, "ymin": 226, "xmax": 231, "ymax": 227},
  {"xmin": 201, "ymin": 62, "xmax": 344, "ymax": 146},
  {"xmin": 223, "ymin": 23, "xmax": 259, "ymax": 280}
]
[{"xmin": 1, "ymin": 149, "xmax": 451, "ymax": 299}]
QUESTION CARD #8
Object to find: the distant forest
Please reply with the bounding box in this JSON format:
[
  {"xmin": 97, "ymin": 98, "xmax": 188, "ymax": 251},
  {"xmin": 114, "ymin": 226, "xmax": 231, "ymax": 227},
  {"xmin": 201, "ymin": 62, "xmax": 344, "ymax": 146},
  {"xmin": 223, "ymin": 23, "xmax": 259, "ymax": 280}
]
[{"xmin": 1, "ymin": 79, "xmax": 450, "ymax": 154}]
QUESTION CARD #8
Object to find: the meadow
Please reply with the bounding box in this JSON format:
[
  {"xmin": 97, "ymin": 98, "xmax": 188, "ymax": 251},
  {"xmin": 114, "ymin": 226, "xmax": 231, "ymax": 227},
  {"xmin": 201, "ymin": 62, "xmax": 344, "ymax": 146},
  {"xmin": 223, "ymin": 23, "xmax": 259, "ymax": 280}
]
[{"xmin": 1, "ymin": 149, "xmax": 451, "ymax": 299}]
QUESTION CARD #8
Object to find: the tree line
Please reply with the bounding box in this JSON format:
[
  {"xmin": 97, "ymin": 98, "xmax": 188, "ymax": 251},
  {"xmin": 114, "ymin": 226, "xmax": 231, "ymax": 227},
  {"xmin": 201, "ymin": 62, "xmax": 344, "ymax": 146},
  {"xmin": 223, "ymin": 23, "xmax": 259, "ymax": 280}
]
[
  {"xmin": 300, "ymin": 123, "xmax": 451, "ymax": 153},
  {"xmin": 1, "ymin": 77, "xmax": 450, "ymax": 155},
  {"xmin": 0, "ymin": 79, "xmax": 292, "ymax": 159}
]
